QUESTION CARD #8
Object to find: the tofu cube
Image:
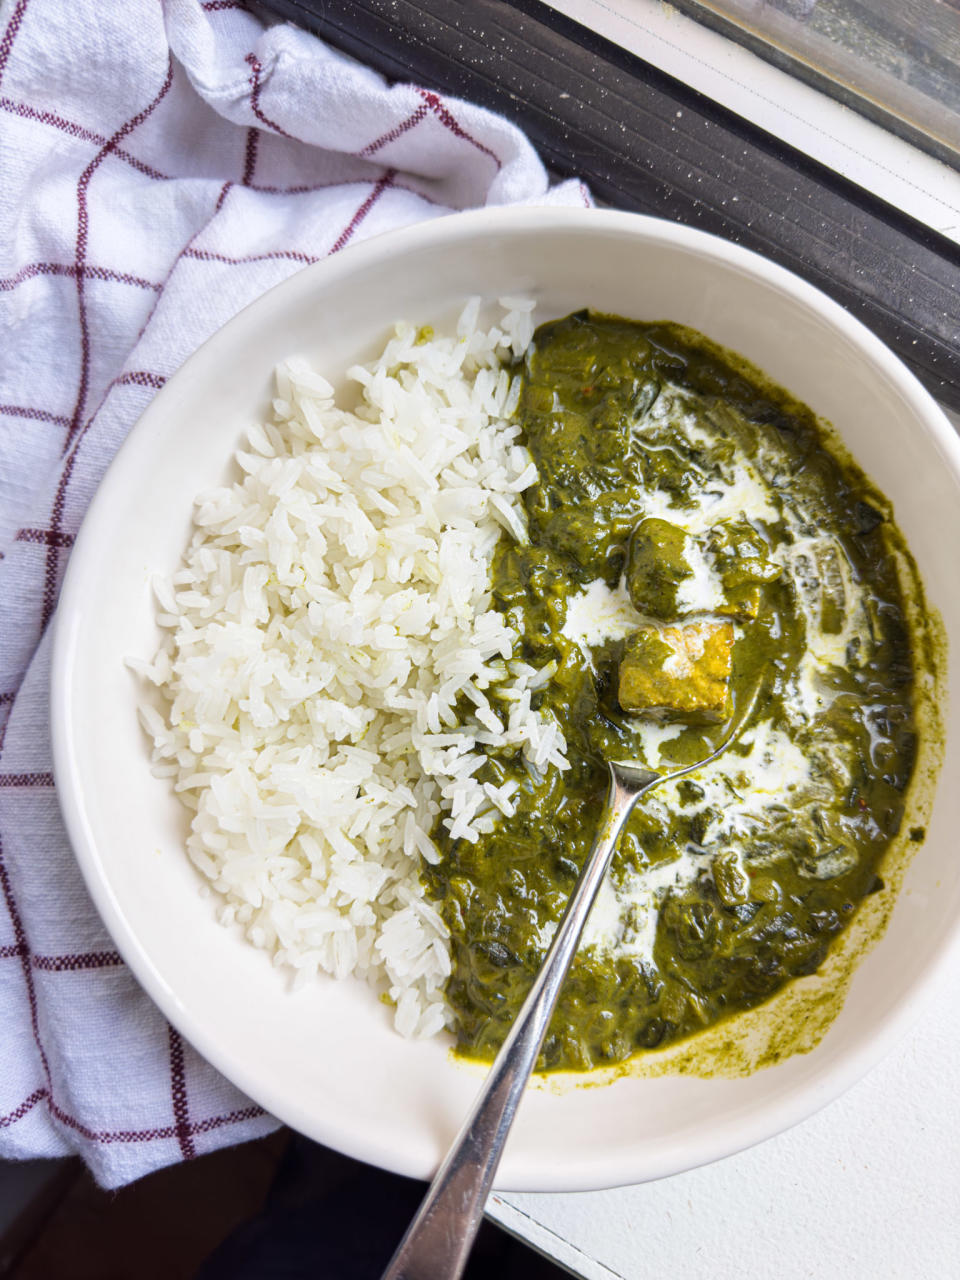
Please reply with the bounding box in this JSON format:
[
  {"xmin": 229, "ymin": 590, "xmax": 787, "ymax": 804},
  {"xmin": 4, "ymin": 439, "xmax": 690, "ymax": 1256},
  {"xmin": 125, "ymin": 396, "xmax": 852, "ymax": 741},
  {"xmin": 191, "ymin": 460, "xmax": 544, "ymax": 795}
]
[
  {"xmin": 705, "ymin": 517, "xmax": 781, "ymax": 622},
  {"xmin": 618, "ymin": 620, "xmax": 734, "ymax": 724},
  {"xmin": 624, "ymin": 518, "xmax": 694, "ymax": 618}
]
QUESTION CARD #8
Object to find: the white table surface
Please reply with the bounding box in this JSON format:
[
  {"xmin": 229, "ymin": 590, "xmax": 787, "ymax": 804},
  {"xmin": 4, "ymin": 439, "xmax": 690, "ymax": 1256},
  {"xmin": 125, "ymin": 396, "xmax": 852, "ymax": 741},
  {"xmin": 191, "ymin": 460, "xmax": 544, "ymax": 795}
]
[{"xmin": 489, "ymin": 948, "xmax": 960, "ymax": 1279}]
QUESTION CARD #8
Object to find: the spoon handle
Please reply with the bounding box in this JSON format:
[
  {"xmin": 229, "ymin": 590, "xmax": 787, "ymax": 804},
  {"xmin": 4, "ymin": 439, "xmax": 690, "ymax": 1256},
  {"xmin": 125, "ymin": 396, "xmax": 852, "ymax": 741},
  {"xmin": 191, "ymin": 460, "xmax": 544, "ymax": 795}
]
[{"xmin": 381, "ymin": 762, "xmax": 655, "ymax": 1280}]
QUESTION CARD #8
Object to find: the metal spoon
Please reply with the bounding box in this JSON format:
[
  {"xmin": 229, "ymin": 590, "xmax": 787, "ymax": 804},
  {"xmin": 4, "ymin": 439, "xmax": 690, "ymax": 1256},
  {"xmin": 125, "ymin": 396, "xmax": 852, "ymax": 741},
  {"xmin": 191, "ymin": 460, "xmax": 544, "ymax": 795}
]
[{"xmin": 382, "ymin": 686, "xmax": 761, "ymax": 1280}]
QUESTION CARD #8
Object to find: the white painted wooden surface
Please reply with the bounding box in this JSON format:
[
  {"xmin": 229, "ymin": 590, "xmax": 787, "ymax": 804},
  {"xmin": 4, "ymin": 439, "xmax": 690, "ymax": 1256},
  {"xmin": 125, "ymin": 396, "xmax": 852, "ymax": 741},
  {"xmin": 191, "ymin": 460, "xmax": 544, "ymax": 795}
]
[{"xmin": 490, "ymin": 948, "xmax": 960, "ymax": 1279}]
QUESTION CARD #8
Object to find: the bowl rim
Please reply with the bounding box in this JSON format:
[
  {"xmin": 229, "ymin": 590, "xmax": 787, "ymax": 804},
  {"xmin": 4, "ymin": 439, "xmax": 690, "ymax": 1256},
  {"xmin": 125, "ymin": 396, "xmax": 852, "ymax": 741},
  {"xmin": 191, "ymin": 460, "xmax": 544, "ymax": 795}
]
[{"xmin": 50, "ymin": 205, "xmax": 960, "ymax": 1190}]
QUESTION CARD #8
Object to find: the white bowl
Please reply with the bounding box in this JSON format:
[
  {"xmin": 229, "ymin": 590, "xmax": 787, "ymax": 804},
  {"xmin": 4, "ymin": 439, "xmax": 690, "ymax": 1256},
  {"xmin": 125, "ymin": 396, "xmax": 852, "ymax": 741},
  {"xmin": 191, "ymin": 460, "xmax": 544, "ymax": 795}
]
[{"xmin": 51, "ymin": 208, "xmax": 960, "ymax": 1191}]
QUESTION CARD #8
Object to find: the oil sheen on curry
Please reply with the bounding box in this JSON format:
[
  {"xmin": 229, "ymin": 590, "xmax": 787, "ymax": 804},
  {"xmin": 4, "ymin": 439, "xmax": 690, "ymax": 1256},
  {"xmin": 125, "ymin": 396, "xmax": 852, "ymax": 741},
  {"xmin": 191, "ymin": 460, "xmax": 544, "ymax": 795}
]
[{"xmin": 421, "ymin": 310, "xmax": 920, "ymax": 1073}]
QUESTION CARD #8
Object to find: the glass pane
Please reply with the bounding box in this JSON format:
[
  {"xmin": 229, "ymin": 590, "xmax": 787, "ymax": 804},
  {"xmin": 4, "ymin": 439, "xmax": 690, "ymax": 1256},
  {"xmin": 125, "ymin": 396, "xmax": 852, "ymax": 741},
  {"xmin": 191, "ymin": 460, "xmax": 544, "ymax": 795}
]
[{"xmin": 673, "ymin": 1, "xmax": 960, "ymax": 166}]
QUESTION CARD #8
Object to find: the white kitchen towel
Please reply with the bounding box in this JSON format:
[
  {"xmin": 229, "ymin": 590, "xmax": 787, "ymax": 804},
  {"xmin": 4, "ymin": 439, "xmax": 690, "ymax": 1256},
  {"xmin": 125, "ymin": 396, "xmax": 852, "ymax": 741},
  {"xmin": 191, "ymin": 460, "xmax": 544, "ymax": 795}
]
[{"xmin": 0, "ymin": 0, "xmax": 590, "ymax": 1188}]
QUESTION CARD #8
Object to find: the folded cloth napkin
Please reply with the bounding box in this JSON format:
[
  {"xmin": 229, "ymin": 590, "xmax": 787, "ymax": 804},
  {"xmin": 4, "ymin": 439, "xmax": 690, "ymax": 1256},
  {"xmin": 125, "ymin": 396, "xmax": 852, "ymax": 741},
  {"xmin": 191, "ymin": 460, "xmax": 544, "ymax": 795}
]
[{"xmin": 0, "ymin": 0, "xmax": 590, "ymax": 1188}]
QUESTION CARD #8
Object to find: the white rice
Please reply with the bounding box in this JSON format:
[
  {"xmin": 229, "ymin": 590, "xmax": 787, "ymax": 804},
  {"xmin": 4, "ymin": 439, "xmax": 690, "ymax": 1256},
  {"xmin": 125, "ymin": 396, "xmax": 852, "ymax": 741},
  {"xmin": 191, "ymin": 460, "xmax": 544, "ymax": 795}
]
[{"xmin": 133, "ymin": 300, "xmax": 569, "ymax": 1039}]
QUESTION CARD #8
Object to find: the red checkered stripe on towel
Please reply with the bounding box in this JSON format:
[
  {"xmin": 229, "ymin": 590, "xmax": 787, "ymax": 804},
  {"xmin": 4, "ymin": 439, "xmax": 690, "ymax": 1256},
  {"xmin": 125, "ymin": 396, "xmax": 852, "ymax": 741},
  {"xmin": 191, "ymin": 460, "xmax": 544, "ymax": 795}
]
[{"xmin": 0, "ymin": 0, "xmax": 553, "ymax": 1185}]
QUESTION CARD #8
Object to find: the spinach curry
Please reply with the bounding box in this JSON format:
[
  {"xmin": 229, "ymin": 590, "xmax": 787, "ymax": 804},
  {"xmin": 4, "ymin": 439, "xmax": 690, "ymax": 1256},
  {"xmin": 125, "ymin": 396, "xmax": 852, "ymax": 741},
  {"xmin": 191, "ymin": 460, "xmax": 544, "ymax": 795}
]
[{"xmin": 421, "ymin": 311, "xmax": 918, "ymax": 1073}]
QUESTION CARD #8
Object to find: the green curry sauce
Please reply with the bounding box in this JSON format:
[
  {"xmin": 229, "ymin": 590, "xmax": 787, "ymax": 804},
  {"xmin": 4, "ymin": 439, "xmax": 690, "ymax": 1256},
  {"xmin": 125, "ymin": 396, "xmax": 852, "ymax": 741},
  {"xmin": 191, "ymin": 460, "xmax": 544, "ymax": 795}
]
[{"xmin": 421, "ymin": 311, "xmax": 920, "ymax": 1073}]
